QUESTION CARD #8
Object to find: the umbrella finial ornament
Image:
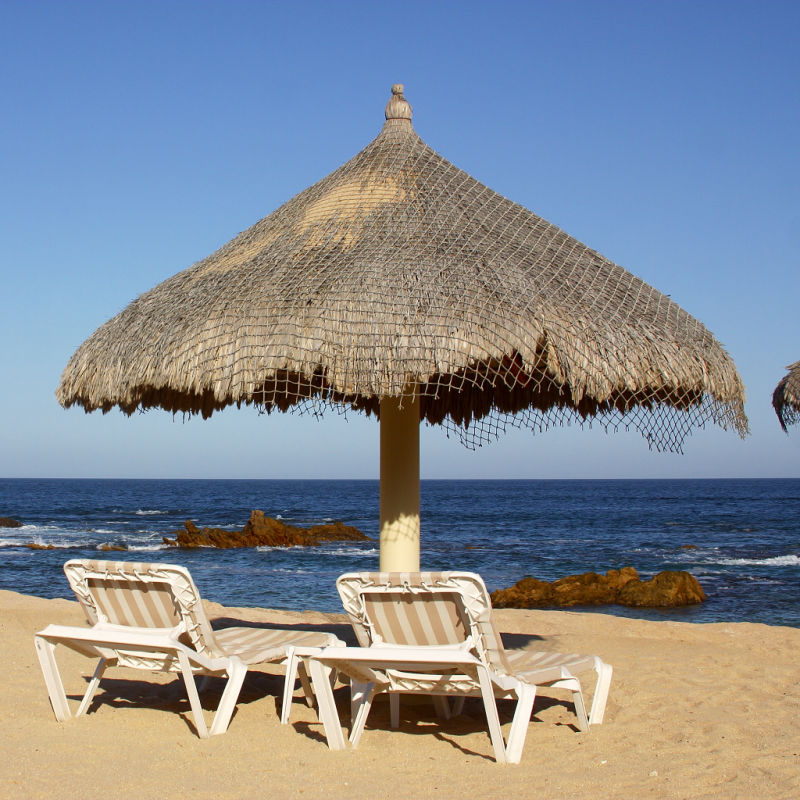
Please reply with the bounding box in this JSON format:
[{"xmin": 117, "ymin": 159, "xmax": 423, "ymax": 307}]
[{"xmin": 385, "ymin": 83, "xmax": 412, "ymax": 121}]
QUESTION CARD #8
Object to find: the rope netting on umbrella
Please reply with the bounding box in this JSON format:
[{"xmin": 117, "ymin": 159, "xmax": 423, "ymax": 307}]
[
  {"xmin": 267, "ymin": 380, "xmax": 737, "ymax": 453},
  {"xmin": 773, "ymin": 361, "xmax": 800, "ymax": 432},
  {"xmin": 58, "ymin": 85, "xmax": 748, "ymax": 452}
]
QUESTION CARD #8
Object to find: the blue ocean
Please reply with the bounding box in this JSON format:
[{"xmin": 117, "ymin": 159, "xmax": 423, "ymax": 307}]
[{"xmin": 1, "ymin": 478, "xmax": 798, "ymax": 627}]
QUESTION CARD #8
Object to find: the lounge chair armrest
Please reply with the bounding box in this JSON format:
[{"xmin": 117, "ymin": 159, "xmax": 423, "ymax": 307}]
[
  {"xmin": 34, "ymin": 623, "xmax": 224, "ymax": 671},
  {"xmin": 314, "ymin": 645, "xmax": 481, "ymax": 669}
]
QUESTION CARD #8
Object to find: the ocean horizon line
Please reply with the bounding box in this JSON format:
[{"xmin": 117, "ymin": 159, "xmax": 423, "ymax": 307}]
[{"xmin": 2, "ymin": 476, "xmax": 799, "ymax": 482}]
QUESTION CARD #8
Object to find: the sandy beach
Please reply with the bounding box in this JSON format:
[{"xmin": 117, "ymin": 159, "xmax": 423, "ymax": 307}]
[{"xmin": 3, "ymin": 588, "xmax": 798, "ymax": 799}]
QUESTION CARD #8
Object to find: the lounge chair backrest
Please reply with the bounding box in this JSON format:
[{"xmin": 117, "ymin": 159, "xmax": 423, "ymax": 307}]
[
  {"xmin": 63, "ymin": 559, "xmax": 223, "ymax": 659},
  {"xmin": 336, "ymin": 571, "xmax": 513, "ymax": 675}
]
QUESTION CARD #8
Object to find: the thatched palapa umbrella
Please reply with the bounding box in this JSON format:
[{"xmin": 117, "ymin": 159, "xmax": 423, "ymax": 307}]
[
  {"xmin": 773, "ymin": 361, "xmax": 800, "ymax": 431},
  {"xmin": 57, "ymin": 85, "xmax": 748, "ymax": 570}
]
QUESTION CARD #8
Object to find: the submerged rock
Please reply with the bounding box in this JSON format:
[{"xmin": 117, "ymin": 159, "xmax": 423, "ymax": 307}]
[
  {"xmin": 163, "ymin": 509, "xmax": 369, "ymax": 549},
  {"xmin": 491, "ymin": 567, "xmax": 706, "ymax": 608},
  {"xmin": 0, "ymin": 516, "xmax": 22, "ymax": 528}
]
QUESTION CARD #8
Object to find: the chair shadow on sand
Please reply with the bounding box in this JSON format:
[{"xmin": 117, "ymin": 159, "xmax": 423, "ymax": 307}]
[
  {"xmin": 64, "ymin": 611, "xmax": 573, "ymax": 745},
  {"xmin": 69, "ymin": 668, "xmax": 291, "ymax": 736},
  {"xmin": 211, "ymin": 615, "xmax": 575, "ymax": 752},
  {"xmin": 292, "ymin": 680, "xmax": 584, "ymax": 762}
]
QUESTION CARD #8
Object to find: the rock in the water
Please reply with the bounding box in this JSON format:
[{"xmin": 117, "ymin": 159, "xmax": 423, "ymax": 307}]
[
  {"xmin": 163, "ymin": 510, "xmax": 369, "ymax": 549},
  {"xmin": 0, "ymin": 516, "xmax": 22, "ymax": 528},
  {"xmin": 618, "ymin": 570, "xmax": 706, "ymax": 607},
  {"xmin": 491, "ymin": 567, "xmax": 705, "ymax": 608}
]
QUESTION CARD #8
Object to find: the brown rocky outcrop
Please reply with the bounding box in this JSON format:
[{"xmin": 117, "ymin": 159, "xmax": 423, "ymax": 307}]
[
  {"xmin": 491, "ymin": 567, "xmax": 706, "ymax": 609},
  {"xmin": 0, "ymin": 517, "xmax": 22, "ymax": 528},
  {"xmin": 163, "ymin": 509, "xmax": 369, "ymax": 549}
]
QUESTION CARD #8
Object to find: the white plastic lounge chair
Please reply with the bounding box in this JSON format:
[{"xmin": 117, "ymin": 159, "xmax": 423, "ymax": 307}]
[
  {"xmin": 309, "ymin": 571, "xmax": 612, "ymax": 764},
  {"xmin": 34, "ymin": 559, "xmax": 341, "ymax": 737}
]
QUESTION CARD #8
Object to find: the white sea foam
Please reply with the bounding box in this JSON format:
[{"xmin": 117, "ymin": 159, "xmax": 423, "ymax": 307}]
[
  {"xmin": 0, "ymin": 528, "xmax": 89, "ymax": 548},
  {"xmin": 319, "ymin": 547, "xmax": 379, "ymax": 557},
  {"xmin": 255, "ymin": 545, "xmax": 298, "ymax": 552},
  {"xmin": 717, "ymin": 554, "xmax": 799, "ymax": 567},
  {"xmin": 135, "ymin": 509, "xmax": 166, "ymax": 516},
  {"xmin": 19, "ymin": 523, "xmax": 62, "ymax": 532},
  {"xmin": 126, "ymin": 544, "xmax": 169, "ymax": 552}
]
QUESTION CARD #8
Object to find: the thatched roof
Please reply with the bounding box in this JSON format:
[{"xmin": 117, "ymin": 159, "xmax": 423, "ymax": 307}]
[
  {"xmin": 772, "ymin": 361, "xmax": 800, "ymax": 432},
  {"xmin": 57, "ymin": 85, "xmax": 748, "ymax": 451}
]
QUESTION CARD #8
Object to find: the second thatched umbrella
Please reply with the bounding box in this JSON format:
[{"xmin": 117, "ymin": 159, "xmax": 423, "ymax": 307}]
[
  {"xmin": 773, "ymin": 361, "xmax": 800, "ymax": 432},
  {"xmin": 57, "ymin": 85, "xmax": 748, "ymax": 570}
]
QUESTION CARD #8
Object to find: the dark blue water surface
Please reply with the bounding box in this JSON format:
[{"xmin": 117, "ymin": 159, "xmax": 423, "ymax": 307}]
[{"xmin": 1, "ymin": 479, "xmax": 798, "ymax": 626}]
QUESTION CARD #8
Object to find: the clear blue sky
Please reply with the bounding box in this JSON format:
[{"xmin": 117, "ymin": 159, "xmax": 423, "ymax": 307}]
[{"xmin": 1, "ymin": 0, "xmax": 798, "ymax": 479}]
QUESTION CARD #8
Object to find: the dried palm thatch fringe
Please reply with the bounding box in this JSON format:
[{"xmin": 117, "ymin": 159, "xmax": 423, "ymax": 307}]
[
  {"xmin": 772, "ymin": 361, "xmax": 800, "ymax": 432},
  {"xmin": 57, "ymin": 85, "xmax": 748, "ymax": 451}
]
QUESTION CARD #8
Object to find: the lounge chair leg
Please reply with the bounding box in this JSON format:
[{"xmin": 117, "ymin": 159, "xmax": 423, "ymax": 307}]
[
  {"xmin": 452, "ymin": 696, "xmax": 465, "ymax": 716},
  {"xmin": 350, "ymin": 680, "xmax": 370, "ymax": 726},
  {"xmin": 210, "ymin": 660, "xmax": 248, "ymax": 736},
  {"xmin": 76, "ymin": 658, "xmax": 107, "ymax": 717},
  {"xmin": 309, "ymin": 659, "xmax": 347, "ymax": 751},
  {"xmin": 506, "ymin": 683, "xmax": 536, "ymax": 764},
  {"xmin": 432, "ymin": 695, "xmax": 451, "ymax": 720},
  {"xmin": 299, "ymin": 660, "xmax": 315, "ymax": 706},
  {"xmin": 589, "ymin": 660, "xmax": 613, "ymax": 725},
  {"xmin": 476, "ymin": 665, "xmax": 507, "ymax": 764},
  {"xmin": 281, "ymin": 648, "xmax": 299, "ymax": 724},
  {"xmin": 34, "ymin": 636, "xmax": 71, "ymax": 722},
  {"xmin": 573, "ymin": 687, "xmax": 589, "ymax": 732},
  {"xmin": 550, "ymin": 675, "xmax": 589, "ymax": 731},
  {"xmin": 177, "ymin": 652, "xmax": 209, "ymax": 738},
  {"xmin": 349, "ymin": 683, "xmax": 376, "ymax": 746}
]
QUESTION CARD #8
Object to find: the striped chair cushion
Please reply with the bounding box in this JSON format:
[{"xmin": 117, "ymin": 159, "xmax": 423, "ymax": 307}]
[
  {"xmin": 362, "ymin": 591, "xmax": 468, "ymax": 647},
  {"xmin": 213, "ymin": 626, "xmax": 337, "ymax": 664},
  {"xmin": 504, "ymin": 649, "xmax": 597, "ymax": 684},
  {"xmin": 86, "ymin": 578, "xmax": 181, "ymax": 628}
]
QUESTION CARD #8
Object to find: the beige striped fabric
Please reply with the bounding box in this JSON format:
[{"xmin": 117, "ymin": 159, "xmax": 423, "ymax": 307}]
[
  {"xmin": 85, "ymin": 578, "xmax": 181, "ymax": 628},
  {"xmin": 504, "ymin": 649, "xmax": 597, "ymax": 685},
  {"xmin": 37, "ymin": 558, "xmax": 342, "ymax": 739},
  {"xmin": 362, "ymin": 592, "xmax": 467, "ymax": 647},
  {"xmin": 339, "ymin": 572, "xmax": 513, "ymax": 670},
  {"xmin": 65, "ymin": 559, "xmax": 221, "ymax": 659},
  {"xmin": 213, "ymin": 626, "xmax": 335, "ymax": 664},
  {"xmin": 331, "ymin": 570, "xmax": 611, "ymax": 753},
  {"xmin": 337, "ymin": 571, "xmax": 601, "ymax": 685},
  {"xmin": 64, "ymin": 559, "xmax": 337, "ymax": 669}
]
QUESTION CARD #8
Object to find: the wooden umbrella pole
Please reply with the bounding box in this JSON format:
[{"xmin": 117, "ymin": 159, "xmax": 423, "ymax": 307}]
[{"xmin": 379, "ymin": 389, "xmax": 420, "ymax": 571}]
